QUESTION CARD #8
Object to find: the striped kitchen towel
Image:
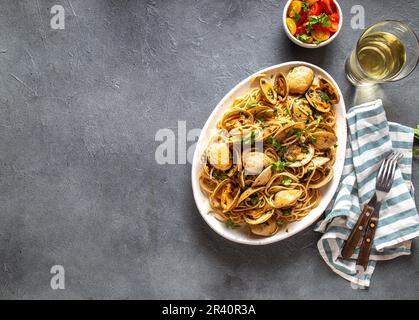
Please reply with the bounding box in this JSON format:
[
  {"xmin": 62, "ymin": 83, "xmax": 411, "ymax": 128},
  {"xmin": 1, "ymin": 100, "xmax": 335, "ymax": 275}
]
[{"xmin": 315, "ymin": 99, "xmax": 419, "ymax": 288}]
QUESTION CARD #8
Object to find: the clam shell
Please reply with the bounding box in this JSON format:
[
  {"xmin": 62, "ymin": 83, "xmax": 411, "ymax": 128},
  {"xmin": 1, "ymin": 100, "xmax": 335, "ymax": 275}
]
[
  {"xmin": 260, "ymin": 78, "xmax": 277, "ymax": 105},
  {"xmin": 252, "ymin": 166, "xmax": 272, "ymax": 187},
  {"xmin": 309, "ymin": 166, "xmax": 334, "ymax": 189},
  {"xmin": 306, "ymin": 89, "xmax": 331, "ymax": 113},
  {"xmin": 244, "ymin": 210, "xmax": 274, "ymax": 225},
  {"xmin": 312, "ymin": 131, "xmax": 337, "ymax": 149},
  {"xmin": 287, "ymin": 144, "xmax": 315, "ymax": 168},
  {"xmin": 286, "ymin": 66, "xmax": 314, "ymax": 95},
  {"xmin": 311, "ymin": 157, "xmax": 330, "ymax": 167},
  {"xmin": 207, "ymin": 142, "xmax": 232, "ymax": 171},
  {"xmin": 250, "ymin": 218, "xmax": 279, "ymax": 236},
  {"xmin": 318, "ymin": 75, "xmax": 340, "ymax": 104},
  {"xmin": 274, "ymin": 72, "xmax": 288, "ymax": 102},
  {"xmin": 272, "ymin": 189, "xmax": 302, "ymax": 208}
]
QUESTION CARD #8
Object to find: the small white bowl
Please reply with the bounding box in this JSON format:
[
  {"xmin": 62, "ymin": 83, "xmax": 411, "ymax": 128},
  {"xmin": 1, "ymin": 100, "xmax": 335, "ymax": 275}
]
[{"xmin": 282, "ymin": 0, "xmax": 343, "ymax": 48}]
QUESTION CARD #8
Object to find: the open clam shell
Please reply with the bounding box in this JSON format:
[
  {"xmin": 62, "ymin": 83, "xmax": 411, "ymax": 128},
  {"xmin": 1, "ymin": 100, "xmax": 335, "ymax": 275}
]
[
  {"xmin": 287, "ymin": 144, "xmax": 315, "ymax": 168},
  {"xmin": 244, "ymin": 210, "xmax": 274, "ymax": 225},
  {"xmin": 318, "ymin": 75, "xmax": 340, "ymax": 104},
  {"xmin": 252, "ymin": 166, "xmax": 272, "ymax": 187},
  {"xmin": 306, "ymin": 88, "xmax": 331, "ymax": 113},
  {"xmin": 273, "ymin": 122, "xmax": 305, "ymax": 141},
  {"xmin": 249, "ymin": 218, "xmax": 278, "ymax": 236},
  {"xmin": 260, "ymin": 78, "xmax": 277, "ymax": 105},
  {"xmin": 309, "ymin": 166, "xmax": 334, "ymax": 189},
  {"xmin": 274, "ymin": 72, "xmax": 288, "ymax": 102},
  {"xmin": 272, "ymin": 189, "xmax": 303, "ymax": 208},
  {"xmin": 292, "ymin": 97, "xmax": 313, "ymax": 121}
]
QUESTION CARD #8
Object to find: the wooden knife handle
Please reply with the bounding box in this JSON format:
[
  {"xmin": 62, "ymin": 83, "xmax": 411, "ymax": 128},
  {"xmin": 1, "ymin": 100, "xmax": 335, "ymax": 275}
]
[
  {"xmin": 341, "ymin": 204, "xmax": 374, "ymax": 260},
  {"xmin": 356, "ymin": 210, "xmax": 379, "ymax": 270}
]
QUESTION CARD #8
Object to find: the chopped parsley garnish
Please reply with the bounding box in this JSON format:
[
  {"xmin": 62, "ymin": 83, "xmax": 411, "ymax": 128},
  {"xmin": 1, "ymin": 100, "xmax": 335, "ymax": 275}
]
[
  {"xmin": 267, "ymin": 136, "xmax": 282, "ymax": 151},
  {"xmin": 287, "ymin": 128, "xmax": 302, "ymax": 138},
  {"xmin": 319, "ymin": 91, "xmax": 331, "ymax": 103},
  {"xmin": 297, "ymin": 33, "xmax": 311, "ymax": 42},
  {"xmin": 306, "ymin": 14, "xmax": 333, "ymax": 32},
  {"xmin": 313, "ymin": 40, "xmax": 322, "ymax": 45},
  {"xmin": 250, "ymin": 196, "xmax": 259, "ymax": 205},
  {"xmin": 281, "ymin": 177, "xmax": 293, "ymax": 186},
  {"xmin": 302, "ymin": 2, "xmax": 310, "ymax": 12},
  {"xmin": 304, "ymin": 128, "xmax": 317, "ymax": 143},
  {"xmin": 269, "ymin": 89, "xmax": 276, "ymax": 100},
  {"xmin": 282, "ymin": 208, "xmax": 292, "ymax": 216},
  {"xmin": 257, "ymin": 118, "xmax": 265, "ymax": 126},
  {"xmin": 246, "ymin": 98, "xmax": 258, "ymax": 109},
  {"xmin": 292, "ymin": 10, "xmax": 301, "ymax": 23},
  {"xmin": 212, "ymin": 171, "xmax": 227, "ymax": 180},
  {"xmin": 271, "ymin": 160, "xmax": 287, "ymax": 172},
  {"xmin": 225, "ymin": 219, "xmax": 240, "ymax": 229},
  {"xmin": 315, "ymin": 115, "xmax": 323, "ymax": 127}
]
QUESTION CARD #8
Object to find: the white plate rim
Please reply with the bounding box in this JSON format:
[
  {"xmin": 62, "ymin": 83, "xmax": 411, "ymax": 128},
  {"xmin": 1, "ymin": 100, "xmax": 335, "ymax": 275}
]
[{"xmin": 191, "ymin": 61, "xmax": 347, "ymax": 245}]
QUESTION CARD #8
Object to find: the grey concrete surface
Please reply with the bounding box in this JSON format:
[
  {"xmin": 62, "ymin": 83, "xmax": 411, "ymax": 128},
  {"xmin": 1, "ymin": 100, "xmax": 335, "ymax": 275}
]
[{"xmin": 0, "ymin": 0, "xmax": 418, "ymax": 299}]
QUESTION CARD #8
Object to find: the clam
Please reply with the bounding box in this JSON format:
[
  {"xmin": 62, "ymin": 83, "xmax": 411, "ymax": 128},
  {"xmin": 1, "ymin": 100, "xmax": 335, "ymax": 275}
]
[
  {"xmin": 286, "ymin": 66, "xmax": 314, "ymax": 95},
  {"xmin": 250, "ymin": 218, "xmax": 278, "ymax": 236},
  {"xmin": 273, "ymin": 122, "xmax": 305, "ymax": 141},
  {"xmin": 260, "ymin": 78, "xmax": 277, "ymax": 105},
  {"xmin": 230, "ymin": 126, "xmax": 253, "ymax": 141},
  {"xmin": 207, "ymin": 142, "xmax": 232, "ymax": 171},
  {"xmin": 242, "ymin": 151, "xmax": 274, "ymax": 175},
  {"xmin": 272, "ymin": 189, "xmax": 302, "ymax": 208},
  {"xmin": 286, "ymin": 144, "xmax": 315, "ymax": 168},
  {"xmin": 244, "ymin": 210, "xmax": 274, "ymax": 225},
  {"xmin": 309, "ymin": 166, "xmax": 334, "ymax": 189},
  {"xmin": 292, "ymin": 97, "xmax": 313, "ymax": 121},
  {"xmin": 311, "ymin": 157, "xmax": 330, "ymax": 168},
  {"xmin": 318, "ymin": 76, "xmax": 340, "ymax": 104},
  {"xmin": 251, "ymin": 73, "xmax": 268, "ymax": 86},
  {"xmin": 237, "ymin": 187, "xmax": 264, "ymax": 204},
  {"xmin": 306, "ymin": 88, "xmax": 331, "ymax": 113},
  {"xmin": 274, "ymin": 72, "xmax": 288, "ymax": 102},
  {"xmin": 252, "ymin": 166, "xmax": 272, "ymax": 187},
  {"xmin": 312, "ymin": 131, "xmax": 337, "ymax": 149},
  {"xmin": 220, "ymin": 182, "xmax": 240, "ymax": 212}
]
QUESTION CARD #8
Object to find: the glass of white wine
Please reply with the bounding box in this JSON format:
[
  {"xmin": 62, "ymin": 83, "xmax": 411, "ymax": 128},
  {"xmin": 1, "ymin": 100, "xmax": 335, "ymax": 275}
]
[{"xmin": 345, "ymin": 20, "xmax": 419, "ymax": 86}]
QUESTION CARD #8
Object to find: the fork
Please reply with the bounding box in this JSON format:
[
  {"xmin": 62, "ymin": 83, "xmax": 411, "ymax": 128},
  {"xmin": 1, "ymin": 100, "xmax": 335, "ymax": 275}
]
[{"xmin": 341, "ymin": 151, "xmax": 403, "ymax": 270}]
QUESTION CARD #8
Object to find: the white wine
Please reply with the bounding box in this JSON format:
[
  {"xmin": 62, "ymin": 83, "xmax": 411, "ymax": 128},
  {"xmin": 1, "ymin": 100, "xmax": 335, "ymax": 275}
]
[
  {"xmin": 346, "ymin": 21, "xmax": 417, "ymax": 86},
  {"xmin": 357, "ymin": 32, "xmax": 406, "ymax": 80},
  {"xmin": 346, "ymin": 31, "xmax": 407, "ymax": 85}
]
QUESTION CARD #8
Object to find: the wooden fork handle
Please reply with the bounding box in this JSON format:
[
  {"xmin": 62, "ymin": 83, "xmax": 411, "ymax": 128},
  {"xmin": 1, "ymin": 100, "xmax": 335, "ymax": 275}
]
[
  {"xmin": 357, "ymin": 210, "xmax": 379, "ymax": 270},
  {"xmin": 341, "ymin": 204, "xmax": 374, "ymax": 260}
]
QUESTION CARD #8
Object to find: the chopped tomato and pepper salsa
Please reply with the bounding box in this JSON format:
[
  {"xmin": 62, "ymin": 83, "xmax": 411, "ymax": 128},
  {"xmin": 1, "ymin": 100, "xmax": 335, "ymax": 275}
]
[{"xmin": 285, "ymin": 0, "xmax": 340, "ymax": 45}]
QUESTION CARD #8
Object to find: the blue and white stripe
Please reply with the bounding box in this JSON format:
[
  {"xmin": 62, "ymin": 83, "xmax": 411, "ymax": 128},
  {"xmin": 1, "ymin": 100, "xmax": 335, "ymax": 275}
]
[{"xmin": 315, "ymin": 99, "xmax": 419, "ymax": 288}]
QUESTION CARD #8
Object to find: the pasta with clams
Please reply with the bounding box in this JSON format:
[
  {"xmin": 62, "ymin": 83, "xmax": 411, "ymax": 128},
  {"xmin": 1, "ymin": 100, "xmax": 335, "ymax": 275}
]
[{"xmin": 199, "ymin": 65, "xmax": 339, "ymax": 237}]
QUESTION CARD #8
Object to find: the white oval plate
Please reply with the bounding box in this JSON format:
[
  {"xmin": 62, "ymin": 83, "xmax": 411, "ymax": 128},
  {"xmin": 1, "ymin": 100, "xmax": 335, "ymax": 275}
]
[{"xmin": 191, "ymin": 61, "xmax": 346, "ymax": 245}]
